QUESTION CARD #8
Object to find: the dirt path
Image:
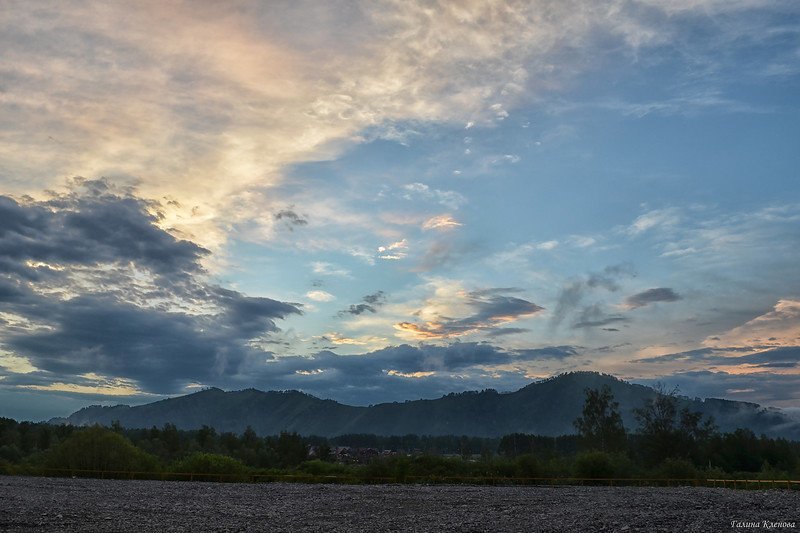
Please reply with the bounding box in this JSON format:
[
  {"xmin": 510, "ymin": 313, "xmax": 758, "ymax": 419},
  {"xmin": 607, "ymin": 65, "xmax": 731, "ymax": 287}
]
[{"xmin": 1, "ymin": 475, "xmax": 797, "ymax": 532}]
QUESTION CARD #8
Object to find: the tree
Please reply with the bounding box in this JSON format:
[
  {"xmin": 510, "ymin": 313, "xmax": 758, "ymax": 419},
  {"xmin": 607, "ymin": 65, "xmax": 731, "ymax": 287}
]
[
  {"xmin": 634, "ymin": 385, "xmax": 716, "ymax": 465},
  {"xmin": 161, "ymin": 423, "xmax": 180, "ymax": 457},
  {"xmin": 46, "ymin": 426, "xmax": 158, "ymax": 473},
  {"xmin": 573, "ymin": 385, "xmax": 627, "ymax": 453},
  {"xmin": 276, "ymin": 431, "xmax": 307, "ymax": 467},
  {"xmin": 196, "ymin": 425, "xmax": 217, "ymax": 451}
]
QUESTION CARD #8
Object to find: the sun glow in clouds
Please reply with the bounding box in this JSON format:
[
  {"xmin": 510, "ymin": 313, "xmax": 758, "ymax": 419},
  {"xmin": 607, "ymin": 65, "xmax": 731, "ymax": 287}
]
[{"xmin": 1, "ymin": 1, "xmax": 799, "ymax": 417}]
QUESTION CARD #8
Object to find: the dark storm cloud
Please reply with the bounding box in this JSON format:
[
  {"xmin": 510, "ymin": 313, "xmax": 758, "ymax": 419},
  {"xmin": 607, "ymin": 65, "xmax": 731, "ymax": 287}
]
[
  {"xmin": 211, "ymin": 286, "xmax": 299, "ymax": 337},
  {"xmin": 237, "ymin": 342, "xmax": 580, "ymax": 405},
  {"xmin": 396, "ymin": 290, "xmax": 543, "ymax": 338},
  {"xmin": 0, "ymin": 278, "xmax": 27, "ymax": 303},
  {"xmin": 338, "ymin": 291, "xmax": 387, "ymax": 316},
  {"xmin": 0, "ymin": 181, "xmax": 301, "ymax": 394},
  {"xmin": 551, "ymin": 264, "xmax": 635, "ymax": 327},
  {"xmin": 5, "ymin": 294, "xmax": 297, "ymax": 394},
  {"xmin": 624, "ymin": 287, "xmax": 681, "ymax": 309},
  {"xmin": 0, "ymin": 183, "xmax": 207, "ymax": 278}
]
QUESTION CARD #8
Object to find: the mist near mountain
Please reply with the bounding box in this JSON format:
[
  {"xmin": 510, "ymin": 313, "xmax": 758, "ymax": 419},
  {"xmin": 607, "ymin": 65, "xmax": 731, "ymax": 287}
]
[{"xmin": 51, "ymin": 372, "xmax": 800, "ymax": 440}]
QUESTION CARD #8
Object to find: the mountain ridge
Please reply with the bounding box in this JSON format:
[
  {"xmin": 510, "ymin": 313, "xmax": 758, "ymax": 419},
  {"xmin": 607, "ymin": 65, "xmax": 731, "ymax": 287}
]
[{"xmin": 50, "ymin": 372, "xmax": 800, "ymax": 439}]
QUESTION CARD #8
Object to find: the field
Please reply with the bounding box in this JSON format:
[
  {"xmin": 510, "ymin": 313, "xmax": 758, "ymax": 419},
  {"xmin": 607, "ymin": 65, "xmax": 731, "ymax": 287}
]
[{"xmin": 0, "ymin": 475, "xmax": 797, "ymax": 532}]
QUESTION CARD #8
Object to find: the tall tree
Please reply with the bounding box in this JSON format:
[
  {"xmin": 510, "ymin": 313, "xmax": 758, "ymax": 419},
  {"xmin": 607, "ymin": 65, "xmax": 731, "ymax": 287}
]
[
  {"xmin": 634, "ymin": 385, "xmax": 717, "ymax": 465},
  {"xmin": 573, "ymin": 386, "xmax": 627, "ymax": 452}
]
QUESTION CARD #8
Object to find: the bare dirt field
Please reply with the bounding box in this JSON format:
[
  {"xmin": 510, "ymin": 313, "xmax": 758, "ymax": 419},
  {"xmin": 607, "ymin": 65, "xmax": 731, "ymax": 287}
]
[{"xmin": 0, "ymin": 475, "xmax": 797, "ymax": 532}]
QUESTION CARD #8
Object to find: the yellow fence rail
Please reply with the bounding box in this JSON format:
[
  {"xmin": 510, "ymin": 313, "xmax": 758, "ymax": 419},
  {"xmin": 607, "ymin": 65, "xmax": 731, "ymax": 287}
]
[{"xmin": 6, "ymin": 469, "xmax": 800, "ymax": 490}]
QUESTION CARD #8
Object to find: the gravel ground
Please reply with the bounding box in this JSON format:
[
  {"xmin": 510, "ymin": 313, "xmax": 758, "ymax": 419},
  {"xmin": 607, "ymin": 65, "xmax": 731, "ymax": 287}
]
[{"xmin": 0, "ymin": 475, "xmax": 798, "ymax": 532}]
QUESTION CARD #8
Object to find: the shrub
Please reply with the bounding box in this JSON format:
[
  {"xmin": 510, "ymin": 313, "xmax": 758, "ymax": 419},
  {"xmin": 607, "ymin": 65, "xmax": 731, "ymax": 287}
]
[
  {"xmin": 172, "ymin": 452, "xmax": 248, "ymax": 481},
  {"xmin": 0, "ymin": 444, "xmax": 22, "ymax": 463},
  {"xmin": 574, "ymin": 451, "xmax": 615, "ymax": 479},
  {"xmin": 409, "ymin": 455, "xmax": 460, "ymax": 478},
  {"xmin": 299, "ymin": 459, "xmax": 351, "ymax": 478},
  {"xmin": 0, "ymin": 458, "xmax": 13, "ymax": 475},
  {"xmin": 656, "ymin": 458, "xmax": 698, "ymax": 480},
  {"xmin": 514, "ymin": 454, "xmax": 542, "ymax": 479},
  {"xmin": 487, "ymin": 458, "xmax": 516, "ymax": 478},
  {"xmin": 45, "ymin": 426, "xmax": 159, "ymax": 474}
]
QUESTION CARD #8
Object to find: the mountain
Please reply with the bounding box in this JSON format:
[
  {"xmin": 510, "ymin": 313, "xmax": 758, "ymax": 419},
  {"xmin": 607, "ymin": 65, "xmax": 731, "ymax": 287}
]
[{"xmin": 50, "ymin": 372, "xmax": 800, "ymax": 439}]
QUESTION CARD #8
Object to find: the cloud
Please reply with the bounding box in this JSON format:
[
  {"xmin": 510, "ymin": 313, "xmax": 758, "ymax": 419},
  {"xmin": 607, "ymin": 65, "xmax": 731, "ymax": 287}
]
[
  {"xmin": 0, "ymin": 184, "xmax": 300, "ymax": 394},
  {"xmin": 634, "ymin": 369, "xmax": 800, "ymax": 409},
  {"xmin": 485, "ymin": 328, "xmax": 529, "ymax": 337},
  {"xmin": 551, "ymin": 265, "xmax": 635, "ymax": 327},
  {"xmin": 274, "ymin": 209, "xmax": 308, "ymax": 230},
  {"xmin": 573, "ymin": 304, "xmax": 630, "ymax": 329},
  {"xmin": 2, "ymin": 1, "xmax": 792, "ymax": 253},
  {"xmin": 377, "ymin": 239, "xmax": 408, "ymax": 260},
  {"xmin": 216, "ymin": 341, "xmax": 581, "ymax": 405},
  {"xmin": 513, "ymin": 346, "xmax": 579, "ymax": 361},
  {"xmin": 626, "ymin": 208, "xmax": 681, "ymax": 236},
  {"xmin": 306, "ymin": 290, "xmax": 335, "ymax": 302},
  {"xmin": 567, "ymin": 235, "xmax": 596, "ymax": 248},
  {"xmin": 704, "ymin": 299, "xmax": 800, "ymax": 348},
  {"xmin": 633, "ymin": 205, "xmax": 800, "ymax": 273},
  {"xmin": 624, "ymin": 288, "xmax": 682, "ymax": 309},
  {"xmin": 397, "ymin": 288, "xmax": 543, "ymax": 339},
  {"xmin": 422, "ymin": 215, "xmax": 463, "ymax": 231},
  {"xmin": 311, "ymin": 261, "xmax": 351, "ymax": 278},
  {"xmin": 402, "ymin": 183, "xmax": 467, "ymax": 210},
  {"xmin": 338, "ymin": 291, "xmax": 387, "ymax": 316},
  {"xmin": 320, "ymin": 332, "xmax": 388, "ymax": 347},
  {"xmin": 415, "ymin": 240, "xmax": 458, "ymax": 272},
  {"xmin": 0, "ymin": 179, "xmax": 207, "ymax": 279},
  {"xmin": 535, "ymin": 240, "xmax": 559, "ymax": 251}
]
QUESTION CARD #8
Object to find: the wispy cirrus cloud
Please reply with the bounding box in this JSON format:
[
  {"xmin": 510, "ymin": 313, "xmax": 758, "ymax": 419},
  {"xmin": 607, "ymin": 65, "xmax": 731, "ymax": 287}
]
[
  {"xmin": 401, "ymin": 183, "xmax": 467, "ymax": 211},
  {"xmin": 377, "ymin": 239, "xmax": 408, "ymax": 260},
  {"xmin": 7, "ymin": 0, "xmax": 770, "ymax": 249},
  {"xmin": 311, "ymin": 261, "xmax": 351, "ymax": 278},
  {"xmin": 422, "ymin": 215, "xmax": 463, "ymax": 231}
]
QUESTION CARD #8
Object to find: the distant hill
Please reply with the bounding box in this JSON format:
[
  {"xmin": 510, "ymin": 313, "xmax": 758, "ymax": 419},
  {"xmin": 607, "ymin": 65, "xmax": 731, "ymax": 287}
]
[{"xmin": 50, "ymin": 372, "xmax": 800, "ymax": 439}]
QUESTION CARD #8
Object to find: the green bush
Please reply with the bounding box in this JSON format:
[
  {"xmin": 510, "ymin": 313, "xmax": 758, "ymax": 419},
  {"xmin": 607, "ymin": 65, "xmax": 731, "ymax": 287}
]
[
  {"xmin": 45, "ymin": 426, "xmax": 159, "ymax": 474},
  {"xmin": 409, "ymin": 455, "xmax": 462, "ymax": 478},
  {"xmin": 656, "ymin": 458, "xmax": 698, "ymax": 480},
  {"xmin": 755, "ymin": 461, "xmax": 790, "ymax": 480},
  {"xmin": 0, "ymin": 444, "xmax": 22, "ymax": 463},
  {"xmin": 704, "ymin": 466, "xmax": 730, "ymax": 480},
  {"xmin": 172, "ymin": 452, "xmax": 249, "ymax": 481},
  {"xmin": 299, "ymin": 459, "xmax": 352, "ymax": 477},
  {"xmin": 574, "ymin": 451, "xmax": 616, "ymax": 479},
  {"xmin": 487, "ymin": 457, "xmax": 516, "ymax": 478},
  {"xmin": 514, "ymin": 454, "xmax": 542, "ymax": 479}
]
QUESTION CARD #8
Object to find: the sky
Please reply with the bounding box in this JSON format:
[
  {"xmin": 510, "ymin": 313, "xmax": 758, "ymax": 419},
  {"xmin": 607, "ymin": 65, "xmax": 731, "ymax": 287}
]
[{"xmin": 1, "ymin": 0, "xmax": 800, "ymax": 421}]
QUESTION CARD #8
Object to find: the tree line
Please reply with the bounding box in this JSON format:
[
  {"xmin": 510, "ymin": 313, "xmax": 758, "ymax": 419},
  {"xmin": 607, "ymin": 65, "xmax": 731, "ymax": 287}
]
[{"xmin": 0, "ymin": 386, "xmax": 798, "ymax": 482}]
